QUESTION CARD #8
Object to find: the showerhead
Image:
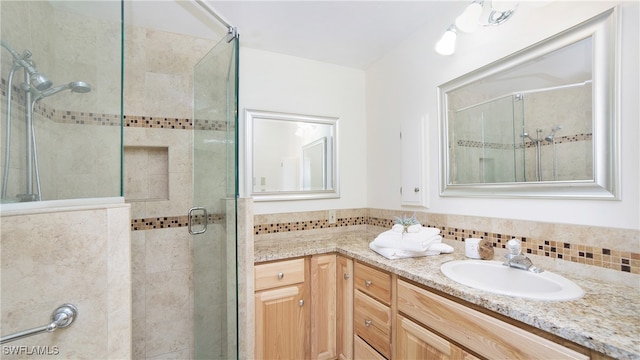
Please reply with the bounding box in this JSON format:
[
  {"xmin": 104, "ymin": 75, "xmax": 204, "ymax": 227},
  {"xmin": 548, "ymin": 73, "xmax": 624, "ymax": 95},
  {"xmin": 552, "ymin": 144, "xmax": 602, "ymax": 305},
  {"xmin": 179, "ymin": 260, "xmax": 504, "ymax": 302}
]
[
  {"xmin": 544, "ymin": 125, "xmax": 562, "ymax": 142},
  {"xmin": 22, "ymin": 59, "xmax": 52, "ymax": 91},
  {"xmin": 37, "ymin": 81, "xmax": 92, "ymax": 100},
  {"xmin": 521, "ymin": 132, "xmax": 535, "ymax": 142},
  {"xmin": 0, "ymin": 41, "xmax": 52, "ymax": 91},
  {"xmin": 29, "ymin": 72, "xmax": 53, "ymax": 91}
]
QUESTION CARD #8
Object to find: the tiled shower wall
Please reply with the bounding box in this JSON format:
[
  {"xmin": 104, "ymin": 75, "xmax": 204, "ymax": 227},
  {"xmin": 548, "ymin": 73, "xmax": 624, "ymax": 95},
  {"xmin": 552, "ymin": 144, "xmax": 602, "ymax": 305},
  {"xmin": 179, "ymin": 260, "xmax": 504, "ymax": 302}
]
[
  {"xmin": 0, "ymin": 1, "xmax": 121, "ymax": 202},
  {"xmin": 123, "ymin": 24, "xmax": 216, "ymax": 359},
  {"xmin": 254, "ymin": 208, "xmax": 640, "ymax": 274}
]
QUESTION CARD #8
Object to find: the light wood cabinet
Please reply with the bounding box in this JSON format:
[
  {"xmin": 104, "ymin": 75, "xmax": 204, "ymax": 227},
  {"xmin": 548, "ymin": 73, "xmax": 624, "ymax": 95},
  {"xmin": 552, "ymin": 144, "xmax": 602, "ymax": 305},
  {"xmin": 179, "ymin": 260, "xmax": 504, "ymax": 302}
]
[
  {"xmin": 354, "ymin": 261, "xmax": 393, "ymax": 359},
  {"xmin": 256, "ymin": 255, "xmax": 601, "ymax": 360},
  {"xmin": 254, "ymin": 258, "xmax": 310, "ymax": 359},
  {"xmin": 396, "ymin": 314, "xmax": 480, "ymax": 360},
  {"xmin": 355, "ymin": 261, "xmax": 392, "ymax": 305},
  {"xmin": 337, "ymin": 255, "xmax": 354, "ymax": 360},
  {"xmin": 354, "ymin": 335, "xmax": 387, "ymax": 360},
  {"xmin": 311, "ymin": 254, "xmax": 337, "ymax": 360},
  {"xmin": 397, "ymin": 279, "xmax": 589, "ymax": 360}
]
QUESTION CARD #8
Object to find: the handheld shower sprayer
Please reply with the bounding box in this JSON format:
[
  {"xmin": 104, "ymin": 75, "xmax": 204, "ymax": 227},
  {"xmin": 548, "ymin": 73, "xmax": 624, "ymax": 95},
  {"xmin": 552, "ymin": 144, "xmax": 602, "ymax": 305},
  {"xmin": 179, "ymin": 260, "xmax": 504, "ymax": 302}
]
[{"xmin": 33, "ymin": 81, "xmax": 92, "ymax": 103}]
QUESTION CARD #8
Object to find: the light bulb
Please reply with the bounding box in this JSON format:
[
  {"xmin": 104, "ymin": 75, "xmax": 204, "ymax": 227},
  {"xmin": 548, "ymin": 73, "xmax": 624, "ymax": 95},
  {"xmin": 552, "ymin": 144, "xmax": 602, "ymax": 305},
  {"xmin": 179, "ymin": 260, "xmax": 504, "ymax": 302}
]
[
  {"xmin": 455, "ymin": 2, "xmax": 483, "ymax": 33},
  {"xmin": 435, "ymin": 27, "xmax": 457, "ymax": 56}
]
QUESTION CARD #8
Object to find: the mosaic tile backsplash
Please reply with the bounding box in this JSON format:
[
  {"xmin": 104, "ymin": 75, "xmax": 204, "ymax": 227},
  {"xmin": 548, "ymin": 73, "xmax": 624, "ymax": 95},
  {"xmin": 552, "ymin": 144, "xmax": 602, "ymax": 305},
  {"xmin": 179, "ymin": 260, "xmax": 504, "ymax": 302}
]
[{"xmin": 253, "ymin": 209, "xmax": 639, "ymax": 274}]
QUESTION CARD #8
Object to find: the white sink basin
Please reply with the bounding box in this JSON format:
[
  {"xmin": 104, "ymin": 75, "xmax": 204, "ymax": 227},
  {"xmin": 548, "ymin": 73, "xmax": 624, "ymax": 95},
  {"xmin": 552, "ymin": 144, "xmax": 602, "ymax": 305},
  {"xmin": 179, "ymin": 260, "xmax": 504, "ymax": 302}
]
[{"xmin": 440, "ymin": 260, "xmax": 584, "ymax": 301}]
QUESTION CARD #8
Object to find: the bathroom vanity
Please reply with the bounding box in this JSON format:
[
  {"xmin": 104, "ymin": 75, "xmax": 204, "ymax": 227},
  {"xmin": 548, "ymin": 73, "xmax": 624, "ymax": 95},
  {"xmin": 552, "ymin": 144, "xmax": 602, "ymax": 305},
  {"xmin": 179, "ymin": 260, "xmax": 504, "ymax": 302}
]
[{"xmin": 254, "ymin": 231, "xmax": 639, "ymax": 360}]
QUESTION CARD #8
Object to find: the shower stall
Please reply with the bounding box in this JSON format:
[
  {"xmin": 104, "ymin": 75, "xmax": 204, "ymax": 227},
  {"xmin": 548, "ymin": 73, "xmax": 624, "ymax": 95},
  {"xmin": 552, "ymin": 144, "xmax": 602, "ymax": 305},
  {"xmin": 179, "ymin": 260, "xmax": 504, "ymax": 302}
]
[
  {"xmin": 451, "ymin": 81, "xmax": 593, "ymax": 184},
  {"xmin": 2, "ymin": 1, "xmax": 240, "ymax": 359}
]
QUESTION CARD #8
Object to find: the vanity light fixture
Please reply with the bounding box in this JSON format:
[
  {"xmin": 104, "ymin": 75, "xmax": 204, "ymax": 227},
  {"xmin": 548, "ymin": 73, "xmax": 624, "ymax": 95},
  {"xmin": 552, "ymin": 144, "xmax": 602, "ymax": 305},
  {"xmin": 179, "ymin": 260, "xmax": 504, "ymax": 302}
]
[
  {"xmin": 435, "ymin": 25, "xmax": 457, "ymax": 56},
  {"xmin": 435, "ymin": 0, "xmax": 518, "ymax": 55},
  {"xmin": 455, "ymin": 0, "xmax": 483, "ymax": 33}
]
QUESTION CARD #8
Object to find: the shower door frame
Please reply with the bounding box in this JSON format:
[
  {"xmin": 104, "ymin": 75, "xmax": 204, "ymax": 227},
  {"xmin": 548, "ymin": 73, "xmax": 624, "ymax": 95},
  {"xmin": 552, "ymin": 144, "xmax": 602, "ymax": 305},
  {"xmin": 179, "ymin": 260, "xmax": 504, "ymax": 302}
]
[{"xmin": 191, "ymin": 30, "xmax": 239, "ymax": 360}]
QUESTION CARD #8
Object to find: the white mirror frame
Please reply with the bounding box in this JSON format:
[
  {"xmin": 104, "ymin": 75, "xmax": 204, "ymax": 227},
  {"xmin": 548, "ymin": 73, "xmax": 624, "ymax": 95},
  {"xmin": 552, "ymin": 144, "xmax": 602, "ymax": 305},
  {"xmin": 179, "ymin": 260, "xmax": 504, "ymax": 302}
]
[
  {"xmin": 438, "ymin": 7, "xmax": 620, "ymax": 199},
  {"xmin": 245, "ymin": 109, "xmax": 340, "ymax": 201}
]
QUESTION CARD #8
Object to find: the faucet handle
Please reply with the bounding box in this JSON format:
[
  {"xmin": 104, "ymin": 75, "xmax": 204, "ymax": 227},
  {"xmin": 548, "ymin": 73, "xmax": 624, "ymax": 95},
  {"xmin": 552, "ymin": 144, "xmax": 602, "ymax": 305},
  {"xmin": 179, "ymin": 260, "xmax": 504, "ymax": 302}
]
[{"xmin": 506, "ymin": 238, "xmax": 522, "ymax": 256}]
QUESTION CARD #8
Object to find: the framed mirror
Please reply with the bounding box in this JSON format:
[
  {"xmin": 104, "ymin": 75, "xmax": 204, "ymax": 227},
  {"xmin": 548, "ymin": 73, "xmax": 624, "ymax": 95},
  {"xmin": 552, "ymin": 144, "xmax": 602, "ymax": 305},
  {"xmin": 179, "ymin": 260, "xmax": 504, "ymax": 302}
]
[
  {"xmin": 438, "ymin": 7, "xmax": 619, "ymax": 199},
  {"xmin": 245, "ymin": 109, "xmax": 339, "ymax": 201}
]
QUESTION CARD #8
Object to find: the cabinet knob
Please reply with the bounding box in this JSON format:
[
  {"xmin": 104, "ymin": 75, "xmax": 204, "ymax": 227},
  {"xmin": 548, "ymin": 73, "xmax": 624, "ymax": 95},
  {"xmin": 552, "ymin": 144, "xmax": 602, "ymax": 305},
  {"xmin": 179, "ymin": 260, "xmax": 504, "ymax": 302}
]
[
  {"xmin": 414, "ymin": 187, "xmax": 420, "ymax": 193},
  {"xmin": 364, "ymin": 319, "xmax": 372, "ymax": 327},
  {"xmin": 299, "ymin": 299, "xmax": 304, "ymax": 307},
  {"xmin": 344, "ymin": 273, "xmax": 350, "ymax": 280},
  {"xmin": 365, "ymin": 280, "xmax": 372, "ymax": 287},
  {"xmin": 277, "ymin": 272, "xmax": 284, "ymax": 280}
]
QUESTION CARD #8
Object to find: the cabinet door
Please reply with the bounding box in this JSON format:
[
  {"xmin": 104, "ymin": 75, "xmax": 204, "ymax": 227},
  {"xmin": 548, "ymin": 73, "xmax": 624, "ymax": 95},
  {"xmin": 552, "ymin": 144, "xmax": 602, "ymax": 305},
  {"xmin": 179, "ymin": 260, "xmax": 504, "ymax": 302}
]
[
  {"xmin": 337, "ymin": 256, "xmax": 354, "ymax": 360},
  {"xmin": 396, "ymin": 314, "xmax": 480, "ymax": 360},
  {"xmin": 401, "ymin": 115, "xmax": 426, "ymax": 207},
  {"xmin": 255, "ymin": 283, "xmax": 308, "ymax": 359},
  {"xmin": 311, "ymin": 254, "xmax": 337, "ymax": 360}
]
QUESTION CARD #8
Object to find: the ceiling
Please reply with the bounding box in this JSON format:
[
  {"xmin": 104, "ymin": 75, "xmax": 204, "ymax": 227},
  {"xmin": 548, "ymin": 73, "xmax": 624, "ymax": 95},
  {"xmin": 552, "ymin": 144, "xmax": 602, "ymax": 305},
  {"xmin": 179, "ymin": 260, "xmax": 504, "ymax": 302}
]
[
  {"xmin": 207, "ymin": 1, "xmax": 463, "ymax": 69},
  {"xmin": 116, "ymin": 1, "xmax": 466, "ymax": 70}
]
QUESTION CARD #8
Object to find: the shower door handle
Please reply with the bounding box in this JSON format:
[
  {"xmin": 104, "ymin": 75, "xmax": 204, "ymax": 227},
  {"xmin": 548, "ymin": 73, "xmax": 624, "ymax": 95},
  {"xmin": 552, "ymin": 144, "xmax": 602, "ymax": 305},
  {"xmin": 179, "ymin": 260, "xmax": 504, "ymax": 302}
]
[{"xmin": 188, "ymin": 207, "xmax": 207, "ymax": 235}]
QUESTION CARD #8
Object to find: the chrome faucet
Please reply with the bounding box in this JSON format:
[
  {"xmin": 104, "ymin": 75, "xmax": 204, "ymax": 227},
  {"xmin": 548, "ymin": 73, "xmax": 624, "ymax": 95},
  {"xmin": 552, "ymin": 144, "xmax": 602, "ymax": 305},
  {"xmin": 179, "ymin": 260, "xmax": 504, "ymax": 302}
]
[{"xmin": 503, "ymin": 239, "xmax": 543, "ymax": 273}]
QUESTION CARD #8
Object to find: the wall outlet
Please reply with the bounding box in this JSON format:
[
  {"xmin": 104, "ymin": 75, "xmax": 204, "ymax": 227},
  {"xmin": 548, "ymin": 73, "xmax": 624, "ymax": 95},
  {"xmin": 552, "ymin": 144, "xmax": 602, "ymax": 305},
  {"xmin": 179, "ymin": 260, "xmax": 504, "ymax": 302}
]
[{"xmin": 328, "ymin": 210, "xmax": 337, "ymax": 224}]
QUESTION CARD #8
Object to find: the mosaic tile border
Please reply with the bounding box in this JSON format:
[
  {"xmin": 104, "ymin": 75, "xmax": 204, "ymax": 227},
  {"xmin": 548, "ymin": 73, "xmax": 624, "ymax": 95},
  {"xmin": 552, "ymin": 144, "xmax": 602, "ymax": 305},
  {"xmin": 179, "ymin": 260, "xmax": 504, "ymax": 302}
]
[
  {"xmin": 253, "ymin": 216, "xmax": 367, "ymax": 235},
  {"xmin": 130, "ymin": 213, "xmax": 225, "ymax": 231},
  {"xmin": 255, "ymin": 215, "xmax": 639, "ymax": 274},
  {"xmin": 457, "ymin": 133, "xmax": 592, "ymax": 150},
  {"xmin": 124, "ymin": 115, "xmax": 191, "ymax": 129}
]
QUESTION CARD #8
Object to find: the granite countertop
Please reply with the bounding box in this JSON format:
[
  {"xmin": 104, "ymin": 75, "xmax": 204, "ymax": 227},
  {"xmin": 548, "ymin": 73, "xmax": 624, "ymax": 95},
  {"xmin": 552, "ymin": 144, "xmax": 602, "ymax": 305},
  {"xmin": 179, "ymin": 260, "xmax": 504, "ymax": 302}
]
[{"xmin": 254, "ymin": 230, "xmax": 640, "ymax": 360}]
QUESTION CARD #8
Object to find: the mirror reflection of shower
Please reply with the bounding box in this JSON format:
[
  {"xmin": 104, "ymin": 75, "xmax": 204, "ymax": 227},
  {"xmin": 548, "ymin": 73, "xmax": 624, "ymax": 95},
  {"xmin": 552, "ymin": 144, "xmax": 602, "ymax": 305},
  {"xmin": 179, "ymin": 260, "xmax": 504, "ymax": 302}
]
[
  {"xmin": 545, "ymin": 125, "xmax": 562, "ymax": 180},
  {"xmin": 1, "ymin": 40, "xmax": 92, "ymax": 202},
  {"xmin": 521, "ymin": 125, "xmax": 562, "ymax": 182}
]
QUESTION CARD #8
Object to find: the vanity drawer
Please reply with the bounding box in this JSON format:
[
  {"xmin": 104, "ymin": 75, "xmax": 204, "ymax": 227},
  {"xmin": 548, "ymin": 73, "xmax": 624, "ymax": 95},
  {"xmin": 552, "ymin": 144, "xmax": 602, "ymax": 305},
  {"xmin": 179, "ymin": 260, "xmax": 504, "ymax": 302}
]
[
  {"xmin": 354, "ymin": 335, "xmax": 387, "ymax": 360},
  {"xmin": 355, "ymin": 261, "xmax": 391, "ymax": 305},
  {"xmin": 397, "ymin": 279, "xmax": 588, "ymax": 360},
  {"xmin": 254, "ymin": 258, "xmax": 305, "ymax": 291},
  {"xmin": 354, "ymin": 291, "xmax": 391, "ymax": 358}
]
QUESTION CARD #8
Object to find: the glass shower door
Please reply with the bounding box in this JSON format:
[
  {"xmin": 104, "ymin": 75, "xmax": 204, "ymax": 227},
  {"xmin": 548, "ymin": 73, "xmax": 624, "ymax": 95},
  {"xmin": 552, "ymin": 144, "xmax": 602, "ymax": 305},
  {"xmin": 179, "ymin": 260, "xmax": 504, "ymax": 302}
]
[{"xmin": 191, "ymin": 33, "xmax": 238, "ymax": 360}]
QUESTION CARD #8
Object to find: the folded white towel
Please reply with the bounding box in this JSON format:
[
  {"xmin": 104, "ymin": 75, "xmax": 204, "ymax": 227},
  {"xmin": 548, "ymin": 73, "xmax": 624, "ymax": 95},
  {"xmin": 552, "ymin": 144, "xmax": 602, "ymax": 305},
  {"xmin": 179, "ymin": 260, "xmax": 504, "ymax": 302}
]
[
  {"xmin": 425, "ymin": 243, "xmax": 454, "ymax": 254},
  {"xmin": 369, "ymin": 242, "xmax": 454, "ymax": 260},
  {"xmin": 373, "ymin": 226, "xmax": 442, "ymax": 252}
]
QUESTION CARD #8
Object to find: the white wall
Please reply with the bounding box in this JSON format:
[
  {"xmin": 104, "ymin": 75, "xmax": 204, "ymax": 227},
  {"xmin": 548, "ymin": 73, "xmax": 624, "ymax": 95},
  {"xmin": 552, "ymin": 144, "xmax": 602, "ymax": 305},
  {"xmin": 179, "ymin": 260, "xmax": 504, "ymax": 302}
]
[
  {"xmin": 239, "ymin": 48, "xmax": 368, "ymax": 214},
  {"xmin": 366, "ymin": 1, "xmax": 639, "ymax": 230}
]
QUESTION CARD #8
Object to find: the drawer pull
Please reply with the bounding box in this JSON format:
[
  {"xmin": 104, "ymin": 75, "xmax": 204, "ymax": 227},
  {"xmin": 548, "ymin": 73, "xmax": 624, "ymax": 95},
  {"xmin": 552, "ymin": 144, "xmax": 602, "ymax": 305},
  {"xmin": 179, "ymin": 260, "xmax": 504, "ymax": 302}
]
[
  {"xmin": 364, "ymin": 319, "xmax": 372, "ymax": 327},
  {"xmin": 299, "ymin": 299, "xmax": 304, "ymax": 307},
  {"xmin": 277, "ymin": 272, "xmax": 284, "ymax": 280},
  {"xmin": 365, "ymin": 280, "xmax": 372, "ymax": 287},
  {"xmin": 344, "ymin": 273, "xmax": 350, "ymax": 280}
]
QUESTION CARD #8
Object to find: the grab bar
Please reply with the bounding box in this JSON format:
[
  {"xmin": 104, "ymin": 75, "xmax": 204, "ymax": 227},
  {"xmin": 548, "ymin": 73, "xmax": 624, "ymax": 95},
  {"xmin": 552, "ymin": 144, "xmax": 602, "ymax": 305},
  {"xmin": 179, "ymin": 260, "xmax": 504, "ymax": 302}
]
[{"xmin": 1, "ymin": 304, "xmax": 78, "ymax": 344}]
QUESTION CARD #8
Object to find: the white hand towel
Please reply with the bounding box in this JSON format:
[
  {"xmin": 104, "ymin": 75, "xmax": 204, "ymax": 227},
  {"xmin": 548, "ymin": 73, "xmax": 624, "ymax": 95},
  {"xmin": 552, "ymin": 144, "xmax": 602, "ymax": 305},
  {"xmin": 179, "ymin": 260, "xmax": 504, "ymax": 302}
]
[
  {"xmin": 373, "ymin": 227, "xmax": 442, "ymax": 252},
  {"xmin": 426, "ymin": 242, "xmax": 454, "ymax": 254},
  {"xmin": 369, "ymin": 242, "xmax": 440, "ymax": 259}
]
